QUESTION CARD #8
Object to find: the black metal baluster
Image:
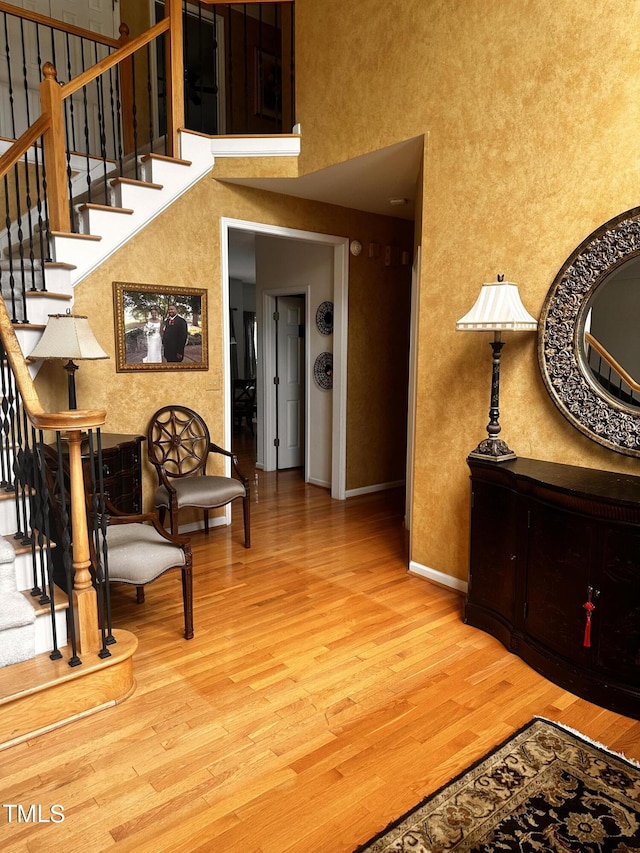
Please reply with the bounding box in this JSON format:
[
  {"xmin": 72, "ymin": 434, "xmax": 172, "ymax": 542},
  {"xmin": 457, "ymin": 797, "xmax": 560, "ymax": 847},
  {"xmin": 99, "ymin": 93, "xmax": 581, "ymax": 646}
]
[
  {"xmin": 114, "ymin": 61, "xmax": 124, "ymax": 177},
  {"xmin": 242, "ymin": 4, "xmax": 249, "ymax": 132},
  {"xmin": 212, "ymin": 5, "xmax": 220, "ymax": 135},
  {"xmin": 228, "ymin": 2, "xmax": 234, "ymax": 133},
  {"xmin": 62, "ymin": 31, "xmax": 76, "ymax": 151},
  {"xmin": 131, "ymin": 54, "xmax": 139, "ymax": 179},
  {"xmin": 18, "ymin": 16, "xmax": 37, "ymax": 303},
  {"xmin": 61, "ymin": 97, "xmax": 76, "ymax": 231},
  {"xmin": 3, "ymin": 12, "xmax": 16, "ymax": 138},
  {"xmin": 10, "ymin": 162, "xmax": 27, "ymax": 320},
  {"xmin": 95, "ymin": 43, "xmax": 110, "ymax": 206},
  {"xmin": 146, "ymin": 42, "xmax": 154, "ymax": 151},
  {"xmin": 2, "ymin": 174, "xmax": 17, "ymax": 324},
  {"xmin": 78, "ymin": 39, "xmax": 92, "ymax": 206},
  {"xmin": 0, "ymin": 342, "xmax": 11, "ymax": 489}
]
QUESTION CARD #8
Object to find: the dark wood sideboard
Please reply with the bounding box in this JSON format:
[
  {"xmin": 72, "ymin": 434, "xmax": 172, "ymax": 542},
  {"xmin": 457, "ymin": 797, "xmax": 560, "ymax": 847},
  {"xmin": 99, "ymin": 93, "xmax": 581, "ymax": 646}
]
[
  {"xmin": 50, "ymin": 433, "xmax": 145, "ymax": 514},
  {"xmin": 466, "ymin": 457, "xmax": 640, "ymax": 720}
]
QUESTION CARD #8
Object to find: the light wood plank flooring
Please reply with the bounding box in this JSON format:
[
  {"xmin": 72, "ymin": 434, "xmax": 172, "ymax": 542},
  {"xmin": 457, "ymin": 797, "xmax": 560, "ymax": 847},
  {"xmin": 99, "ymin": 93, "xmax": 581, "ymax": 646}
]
[{"xmin": 2, "ymin": 444, "xmax": 639, "ymax": 852}]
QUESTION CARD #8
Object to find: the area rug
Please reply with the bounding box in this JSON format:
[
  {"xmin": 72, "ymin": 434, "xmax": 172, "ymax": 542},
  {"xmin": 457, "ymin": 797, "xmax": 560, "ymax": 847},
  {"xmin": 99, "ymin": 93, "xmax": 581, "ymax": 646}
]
[{"xmin": 354, "ymin": 717, "xmax": 640, "ymax": 852}]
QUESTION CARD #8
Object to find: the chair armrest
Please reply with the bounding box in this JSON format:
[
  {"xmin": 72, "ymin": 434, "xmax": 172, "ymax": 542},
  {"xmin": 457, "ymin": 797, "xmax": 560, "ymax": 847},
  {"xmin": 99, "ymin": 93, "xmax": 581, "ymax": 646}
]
[
  {"xmin": 209, "ymin": 443, "xmax": 249, "ymax": 486},
  {"xmin": 95, "ymin": 498, "xmax": 191, "ymax": 545}
]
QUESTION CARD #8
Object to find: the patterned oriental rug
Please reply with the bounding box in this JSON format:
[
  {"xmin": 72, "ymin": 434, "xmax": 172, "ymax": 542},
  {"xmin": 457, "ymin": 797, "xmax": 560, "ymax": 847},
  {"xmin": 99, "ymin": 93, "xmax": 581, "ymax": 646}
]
[{"xmin": 354, "ymin": 718, "xmax": 640, "ymax": 852}]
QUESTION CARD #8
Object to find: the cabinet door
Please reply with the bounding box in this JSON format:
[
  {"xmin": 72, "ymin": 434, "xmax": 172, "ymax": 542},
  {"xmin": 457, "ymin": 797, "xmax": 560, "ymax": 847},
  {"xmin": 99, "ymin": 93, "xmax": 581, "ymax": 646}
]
[
  {"xmin": 595, "ymin": 527, "xmax": 640, "ymax": 684},
  {"xmin": 524, "ymin": 499, "xmax": 592, "ymax": 666},
  {"xmin": 468, "ymin": 480, "xmax": 518, "ymax": 624}
]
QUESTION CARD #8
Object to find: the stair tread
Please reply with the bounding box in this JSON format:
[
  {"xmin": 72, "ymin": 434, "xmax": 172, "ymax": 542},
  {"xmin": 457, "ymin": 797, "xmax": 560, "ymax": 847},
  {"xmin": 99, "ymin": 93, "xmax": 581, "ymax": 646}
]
[
  {"xmin": 20, "ymin": 586, "xmax": 68, "ymax": 616},
  {"xmin": 3, "ymin": 532, "xmax": 55, "ymax": 556},
  {"xmin": 25, "ymin": 291, "xmax": 72, "ymax": 301},
  {"xmin": 43, "ymin": 261, "xmax": 77, "ymax": 270},
  {"xmin": 141, "ymin": 152, "xmax": 192, "ymax": 167},
  {"xmin": 110, "ymin": 176, "xmax": 163, "ymax": 190},
  {"xmin": 49, "ymin": 231, "xmax": 102, "ymax": 241},
  {"xmin": 76, "ymin": 203, "xmax": 134, "ymax": 215}
]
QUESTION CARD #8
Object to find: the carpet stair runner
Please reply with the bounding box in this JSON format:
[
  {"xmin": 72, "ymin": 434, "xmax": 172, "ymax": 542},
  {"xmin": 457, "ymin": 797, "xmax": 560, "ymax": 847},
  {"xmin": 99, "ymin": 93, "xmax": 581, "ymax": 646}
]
[{"xmin": 0, "ymin": 536, "xmax": 36, "ymax": 667}]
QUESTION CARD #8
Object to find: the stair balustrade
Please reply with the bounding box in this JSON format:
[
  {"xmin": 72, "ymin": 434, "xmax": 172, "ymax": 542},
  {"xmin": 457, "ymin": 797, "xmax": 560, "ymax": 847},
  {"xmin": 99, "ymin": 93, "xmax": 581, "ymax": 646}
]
[{"xmin": 0, "ymin": 292, "xmax": 108, "ymax": 663}]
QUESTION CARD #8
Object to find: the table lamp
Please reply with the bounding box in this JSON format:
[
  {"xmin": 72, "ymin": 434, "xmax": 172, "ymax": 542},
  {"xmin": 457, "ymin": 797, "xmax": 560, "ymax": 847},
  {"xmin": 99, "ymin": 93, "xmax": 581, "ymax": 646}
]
[
  {"xmin": 456, "ymin": 276, "xmax": 538, "ymax": 462},
  {"xmin": 29, "ymin": 313, "xmax": 109, "ymax": 409}
]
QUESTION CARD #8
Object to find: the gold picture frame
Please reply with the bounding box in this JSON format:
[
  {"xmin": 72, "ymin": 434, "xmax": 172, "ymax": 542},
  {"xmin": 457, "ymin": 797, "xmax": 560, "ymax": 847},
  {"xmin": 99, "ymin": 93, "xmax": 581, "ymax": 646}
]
[{"xmin": 113, "ymin": 281, "xmax": 208, "ymax": 372}]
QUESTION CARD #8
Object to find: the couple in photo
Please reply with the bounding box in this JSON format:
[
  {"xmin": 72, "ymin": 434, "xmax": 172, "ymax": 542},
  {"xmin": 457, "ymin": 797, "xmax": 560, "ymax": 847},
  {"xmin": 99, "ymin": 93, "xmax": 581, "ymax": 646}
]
[{"xmin": 142, "ymin": 304, "xmax": 188, "ymax": 363}]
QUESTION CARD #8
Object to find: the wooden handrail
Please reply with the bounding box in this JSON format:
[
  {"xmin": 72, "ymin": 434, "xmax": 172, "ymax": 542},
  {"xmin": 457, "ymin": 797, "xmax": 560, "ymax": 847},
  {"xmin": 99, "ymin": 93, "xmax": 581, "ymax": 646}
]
[
  {"xmin": 585, "ymin": 331, "xmax": 640, "ymax": 393},
  {"xmin": 0, "ymin": 113, "xmax": 50, "ymax": 184}
]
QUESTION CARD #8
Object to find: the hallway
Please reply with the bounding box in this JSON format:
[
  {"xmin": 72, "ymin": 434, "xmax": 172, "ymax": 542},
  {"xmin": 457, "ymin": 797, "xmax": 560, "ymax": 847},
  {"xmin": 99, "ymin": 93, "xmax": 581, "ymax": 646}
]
[{"xmin": 3, "ymin": 454, "xmax": 639, "ymax": 852}]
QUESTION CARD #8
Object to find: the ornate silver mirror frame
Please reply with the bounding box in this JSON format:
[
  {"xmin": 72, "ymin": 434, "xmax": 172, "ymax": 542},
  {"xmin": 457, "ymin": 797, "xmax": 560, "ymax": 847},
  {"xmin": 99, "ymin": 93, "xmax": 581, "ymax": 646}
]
[{"xmin": 538, "ymin": 205, "xmax": 640, "ymax": 457}]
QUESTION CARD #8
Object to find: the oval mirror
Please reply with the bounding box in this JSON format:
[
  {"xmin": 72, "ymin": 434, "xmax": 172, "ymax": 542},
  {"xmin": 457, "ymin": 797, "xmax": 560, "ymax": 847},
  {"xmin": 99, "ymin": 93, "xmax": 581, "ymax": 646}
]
[{"xmin": 539, "ymin": 206, "xmax": 640, "ymax": 456}]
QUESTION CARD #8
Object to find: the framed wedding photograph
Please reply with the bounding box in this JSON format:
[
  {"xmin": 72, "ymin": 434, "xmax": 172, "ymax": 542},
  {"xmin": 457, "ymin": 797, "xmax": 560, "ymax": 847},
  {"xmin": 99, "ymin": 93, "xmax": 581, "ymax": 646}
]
[{"xmin": 113, "ymin": 281, "xmax": 208, "ymax": 372}]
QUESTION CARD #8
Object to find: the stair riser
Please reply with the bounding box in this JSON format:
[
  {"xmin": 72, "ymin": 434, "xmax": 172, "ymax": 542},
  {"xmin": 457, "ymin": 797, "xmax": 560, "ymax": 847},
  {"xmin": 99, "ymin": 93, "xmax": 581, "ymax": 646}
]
[
  {"xmin": 34, "ymin": 606, "xmax": 68, "ymax": 655},
  {"xmin": 24, "ymin": 294, "xmax": 72, "ymax": 326}
]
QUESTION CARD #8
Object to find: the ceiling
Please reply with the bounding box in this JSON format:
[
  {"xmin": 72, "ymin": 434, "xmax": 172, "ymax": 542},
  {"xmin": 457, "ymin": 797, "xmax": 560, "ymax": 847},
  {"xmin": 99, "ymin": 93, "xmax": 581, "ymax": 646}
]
[{"xmin": 227, "ymin": 135, "xmax": 423, "ymax": 284}]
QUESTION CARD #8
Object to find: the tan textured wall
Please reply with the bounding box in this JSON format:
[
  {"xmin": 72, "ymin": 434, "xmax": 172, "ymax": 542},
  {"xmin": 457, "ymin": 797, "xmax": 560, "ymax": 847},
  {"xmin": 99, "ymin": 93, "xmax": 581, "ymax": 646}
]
[
  {"xmin": 62, "ymin": 175, "xmax": 413, "ymax": 505},
  {"xmin": 294, "ymin": 0, "xmax": 640, "ymax": 581},
  {"xmin": 39, "ymin": 1, "xmax": 640, "ymax": 584}
]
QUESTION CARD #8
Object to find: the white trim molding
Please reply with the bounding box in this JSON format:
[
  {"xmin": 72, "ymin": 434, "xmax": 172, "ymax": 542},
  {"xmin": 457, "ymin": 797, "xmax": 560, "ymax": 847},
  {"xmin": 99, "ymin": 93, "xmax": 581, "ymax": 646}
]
[
  {"xmin": 210, "ymin": 135, "xmax": 301, "ymax": 158},
  {"xmin": 346, "ymin": 479, "xmax": 404, "ymax": 498},
  {"xmin": 409, "ymin": 560, "xmax": 468, "ymax": 595}
]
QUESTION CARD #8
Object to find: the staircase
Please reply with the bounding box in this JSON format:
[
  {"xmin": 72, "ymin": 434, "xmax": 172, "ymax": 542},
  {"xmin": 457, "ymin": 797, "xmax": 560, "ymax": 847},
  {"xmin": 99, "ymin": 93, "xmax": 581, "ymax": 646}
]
[
  {"xmin": 0, "ymin": 128, "xmax": 215, "ymax": 661},
  {"xmin": 0, "ymin": 125, "xmax": 211, "ymax": 742}
]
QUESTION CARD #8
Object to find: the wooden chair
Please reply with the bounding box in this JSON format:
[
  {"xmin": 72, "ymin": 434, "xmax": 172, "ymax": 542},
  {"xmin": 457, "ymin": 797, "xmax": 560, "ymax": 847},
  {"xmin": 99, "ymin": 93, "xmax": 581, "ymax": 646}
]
[
  {"xmin": 88, "ymin": 497, "xmax": 194, "ymax": 640},
  {"xmin": 233, "ymin": 378, "xmax": 256, "ymax": 435},
  {"xmin": 147, "ymin": 405, "xmax": 251, "ymax": 547},
  {"xmin": 43, "ymin": 444, "xmax": 194, "ymax": 639}
]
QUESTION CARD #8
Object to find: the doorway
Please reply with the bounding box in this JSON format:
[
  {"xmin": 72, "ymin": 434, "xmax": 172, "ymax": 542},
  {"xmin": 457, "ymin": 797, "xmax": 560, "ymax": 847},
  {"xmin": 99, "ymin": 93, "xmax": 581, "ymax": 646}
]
[{"xmin": 222, "ymin": 218, "xmax": 349, "ymax": 500}]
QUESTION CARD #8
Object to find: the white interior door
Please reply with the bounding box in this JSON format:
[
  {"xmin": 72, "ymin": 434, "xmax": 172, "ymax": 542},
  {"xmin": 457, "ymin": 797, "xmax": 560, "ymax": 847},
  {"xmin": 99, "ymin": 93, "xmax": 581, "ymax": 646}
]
[
  {"xmin": 275, "ymin": 295, "xmax": 305, "ymax": 469},
  {"xmin": 50, "ymin": 0, "xmax": 119, "ymax": 39}
]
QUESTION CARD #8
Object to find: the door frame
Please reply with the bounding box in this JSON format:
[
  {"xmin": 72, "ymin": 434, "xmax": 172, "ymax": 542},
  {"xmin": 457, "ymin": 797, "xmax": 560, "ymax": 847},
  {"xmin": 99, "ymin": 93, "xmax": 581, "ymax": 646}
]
[
  {"xmin": 221, "ymin": 217, "xmax": 349, "ymax": 500},
  {"xmin": 405, "ymin": 246, "xmax": 421, "ymax": 550}
]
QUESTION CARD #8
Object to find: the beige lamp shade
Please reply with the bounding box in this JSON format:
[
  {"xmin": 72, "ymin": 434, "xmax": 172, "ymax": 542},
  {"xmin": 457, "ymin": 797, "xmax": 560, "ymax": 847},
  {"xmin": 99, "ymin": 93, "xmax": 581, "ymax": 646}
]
[
  {"xmin": 456, "ymin": 281, "xmax": 538, "ymax": 332},
  {"xmin": 29, "ymin": 314, "xmax": 108, "ymax": 361}
]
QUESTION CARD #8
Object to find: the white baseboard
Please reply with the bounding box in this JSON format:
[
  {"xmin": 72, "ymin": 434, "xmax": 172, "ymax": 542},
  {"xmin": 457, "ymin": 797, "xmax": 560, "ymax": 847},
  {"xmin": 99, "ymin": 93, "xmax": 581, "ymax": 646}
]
[
  {"xmin": 308, "ymin": 476, "xmax": 330, "ymax": 489},
  {"xmin": 177, "ymin": 516, "xmax": 228, "ymax": 535},
  {"xmin": 409, "ymin": 560, "xmax": 468, "ymax": 595},
  {"xmin": 346, "ymin": 479, "xmax": 404, "ymax": 498}
]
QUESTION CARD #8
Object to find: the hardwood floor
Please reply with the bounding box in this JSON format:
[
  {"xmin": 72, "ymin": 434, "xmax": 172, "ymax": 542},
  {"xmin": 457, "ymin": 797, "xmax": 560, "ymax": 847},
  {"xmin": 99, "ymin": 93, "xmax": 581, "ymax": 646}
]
[{"xmin": 3, "ymin": 436, "xmax": 639, "ymax": 852}]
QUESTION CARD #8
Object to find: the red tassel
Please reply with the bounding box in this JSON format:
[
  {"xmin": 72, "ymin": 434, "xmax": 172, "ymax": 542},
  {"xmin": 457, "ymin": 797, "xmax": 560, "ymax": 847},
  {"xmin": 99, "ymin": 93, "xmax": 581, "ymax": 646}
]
[{"xmin": 583, "ymin": 599, "xmax": 595, "ymax": 648}]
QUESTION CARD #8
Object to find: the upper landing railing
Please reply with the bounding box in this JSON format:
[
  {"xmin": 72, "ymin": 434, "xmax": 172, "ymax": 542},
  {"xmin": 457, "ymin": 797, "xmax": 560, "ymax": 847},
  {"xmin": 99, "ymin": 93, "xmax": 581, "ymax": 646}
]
[{"xmin": 0, "ymin": 1, "xmax": 294, "ymax": 322}]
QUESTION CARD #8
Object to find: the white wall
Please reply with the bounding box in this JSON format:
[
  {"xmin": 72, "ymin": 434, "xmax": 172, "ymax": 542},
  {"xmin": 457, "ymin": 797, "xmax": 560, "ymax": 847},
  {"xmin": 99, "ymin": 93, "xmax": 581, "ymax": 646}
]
[{"xmin": 255, "ymin": 235, "xmax": 334, "ymax": 486}]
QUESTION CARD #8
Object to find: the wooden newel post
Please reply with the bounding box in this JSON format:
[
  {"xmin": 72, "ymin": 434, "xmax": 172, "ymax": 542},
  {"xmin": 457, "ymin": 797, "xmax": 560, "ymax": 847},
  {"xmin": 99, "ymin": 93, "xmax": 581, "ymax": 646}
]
[
  {"xmin": 118, "ymin": 23, "xmax": 135, "ymax": 155},
  {"xmin": 39, "ymin": 62, "xmax": 70, "ymax": 234},
  {"xmin": 67, "ymin": 429, "xmax": 100, "ymax": 653},
  {"xmin": 165, "ymin": 0, "xmax": 184, "ymax": 158}
]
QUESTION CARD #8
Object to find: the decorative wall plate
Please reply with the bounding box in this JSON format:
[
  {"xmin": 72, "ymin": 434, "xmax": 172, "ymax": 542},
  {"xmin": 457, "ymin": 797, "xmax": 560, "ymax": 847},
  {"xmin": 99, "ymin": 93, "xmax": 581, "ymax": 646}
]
[
  {"xmin": 315, "ymin": 301, "xmax": 334, "ymax": 336},
  {"xmin": 313, "ymin": 352, "xmax": 333, "ymax": 390}
]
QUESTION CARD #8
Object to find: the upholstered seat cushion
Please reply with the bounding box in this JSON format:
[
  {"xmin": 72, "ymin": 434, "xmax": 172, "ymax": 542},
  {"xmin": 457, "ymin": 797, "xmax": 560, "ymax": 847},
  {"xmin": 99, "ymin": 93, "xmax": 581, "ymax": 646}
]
[
  {"xmin": 105, "ymin": 523, "xmax": 186, "ymax": 585},
  {"xmin": 154, "ymin": 476, "xmax": 246, "ymax": 510}
]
